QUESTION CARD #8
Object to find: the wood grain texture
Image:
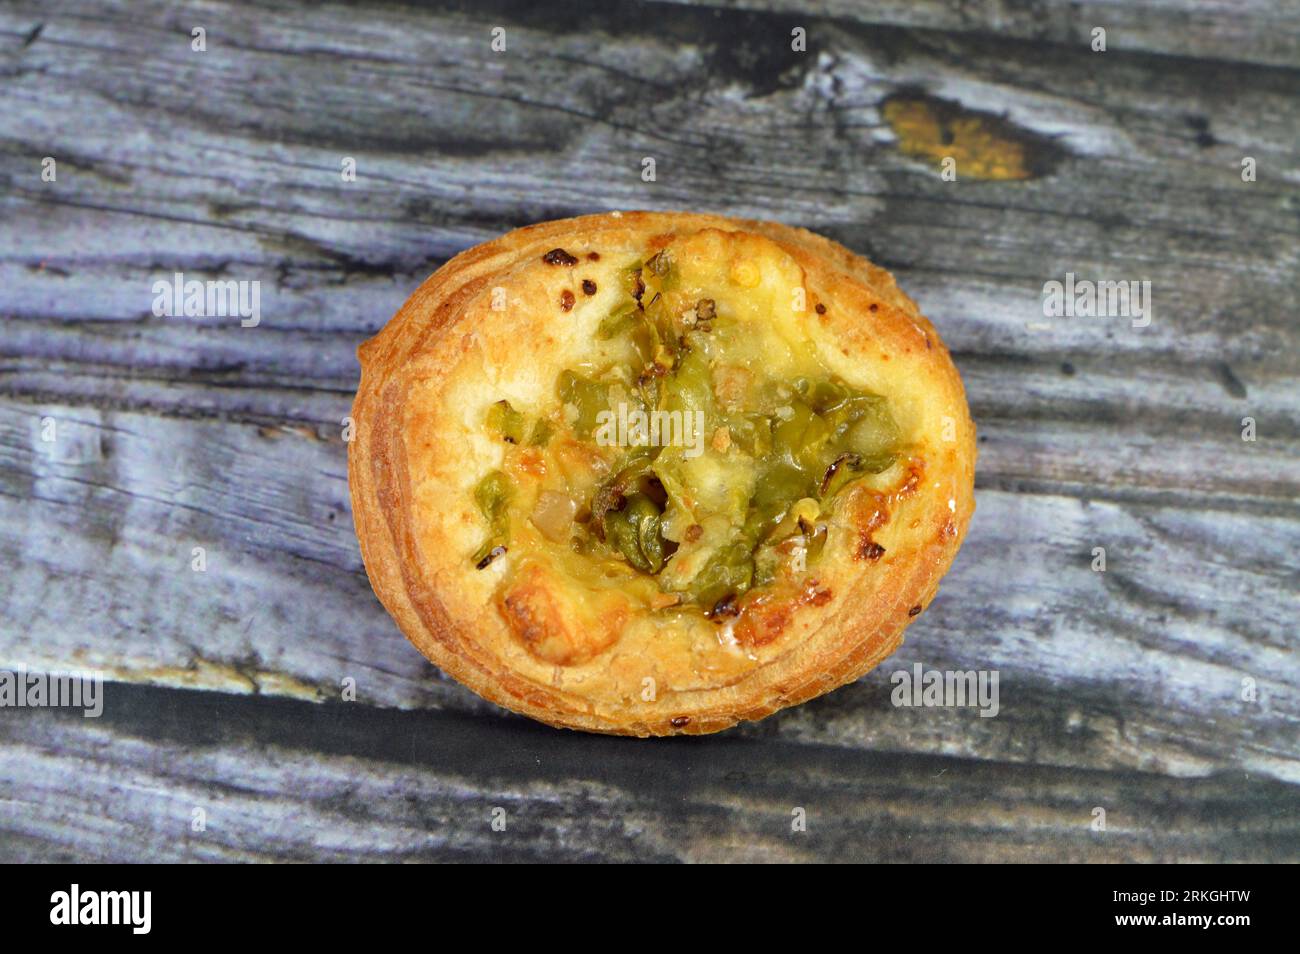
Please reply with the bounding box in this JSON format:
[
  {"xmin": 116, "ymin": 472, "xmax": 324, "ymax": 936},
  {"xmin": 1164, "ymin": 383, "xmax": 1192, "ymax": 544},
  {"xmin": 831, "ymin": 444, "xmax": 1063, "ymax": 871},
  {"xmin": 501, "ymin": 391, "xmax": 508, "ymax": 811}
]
[
  {"xmin": 3, "ymin": 684, "xmax": 1298, "ymax": 863},
  {"xmin": 1, "ymin": 402, "xmax": 1296, "ymax": 782},
  {"xmin": 659, "ymin": 0, "xmax": 1300, "ymax": 69},
  {"xmin": 0, "ymin": 0, "xmax": 1297, "ymax": 861}
]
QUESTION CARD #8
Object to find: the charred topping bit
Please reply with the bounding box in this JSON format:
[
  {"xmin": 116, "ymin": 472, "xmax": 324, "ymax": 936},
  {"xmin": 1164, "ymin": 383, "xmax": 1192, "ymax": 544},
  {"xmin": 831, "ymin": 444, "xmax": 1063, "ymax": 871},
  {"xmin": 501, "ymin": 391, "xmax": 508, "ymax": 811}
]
[
  {"xmin": 586, "ymin": 252, "xmax": 600, "ymax": 261},
  {"xmin": 797, "ymin": 516, "xmax": 821, "ymax": 541},
  {"xmin": 868, "ymin": 303, "xmax": 879, "ymax": 312},
  {"xmin": 685, "ymin": 523, "xmax": 703, "ymax": 543},
  {"xmin": 631, "ymin": 271, "xmax": 645, "ymax": 302},
  {"xmin": 858, "ymin": 540, "xmax": 886, "ymax": 562},
  {"xmin": 543, "ymin": 248, "xmax": 578, "ymax": 266},
  {"xmin": 695, "ymin": 297, "xmax": 716, "ymax": 322},
  {"xmin": 475, "ymin": 545, "xmax": 507, "ymax": 570},
  {"xmin": 815, "ymin": 303, "xmax": 826, "ymax": 315},
  {"xmin": 560, "ymin": 289, "xmax": 575, "ymax": 311},
  {"xmin": 908, "ymin": 604, "xmax": 922, "ymax": 616},
  {"xmin": 644, "ymin": 249, "xmax": 672, "ymax": 277},
  {"xmin": 820, "ymin": 451, "xmax": 862, "ymax": 496},
  {"xmin": 636, "ymin": 359, "xmax": 670, "ymax": 388},
  {"xmin": 670, "ymin": 716, "xmax": 691, "ymax": 728},
  {"xmin": 581, "ymin": 279, "xmax": 597, "ymax": 296},
  {"xmin": 708, "ymin": 593, "xmax": 742, "ymax": 619}
]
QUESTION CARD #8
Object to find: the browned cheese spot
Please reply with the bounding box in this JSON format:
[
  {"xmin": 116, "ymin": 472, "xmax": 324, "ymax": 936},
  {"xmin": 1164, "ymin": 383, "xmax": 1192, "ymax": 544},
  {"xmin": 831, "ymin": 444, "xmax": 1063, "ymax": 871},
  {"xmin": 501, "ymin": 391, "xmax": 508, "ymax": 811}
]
[
  {"xmin": 857, "ymin": 540, "xmax": 886, "ymax": 562},
  {"xmin": 543, "ymin": 248, "xmax": 578, "ymax": 266}
]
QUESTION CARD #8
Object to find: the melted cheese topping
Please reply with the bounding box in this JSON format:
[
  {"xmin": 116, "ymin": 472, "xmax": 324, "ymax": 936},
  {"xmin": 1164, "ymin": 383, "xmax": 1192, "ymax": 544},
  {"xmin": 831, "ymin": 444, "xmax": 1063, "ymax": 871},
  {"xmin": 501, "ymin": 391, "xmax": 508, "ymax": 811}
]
[{"xmin": 467, "ymin": 230, "xmax": 918, "ymax": 667}]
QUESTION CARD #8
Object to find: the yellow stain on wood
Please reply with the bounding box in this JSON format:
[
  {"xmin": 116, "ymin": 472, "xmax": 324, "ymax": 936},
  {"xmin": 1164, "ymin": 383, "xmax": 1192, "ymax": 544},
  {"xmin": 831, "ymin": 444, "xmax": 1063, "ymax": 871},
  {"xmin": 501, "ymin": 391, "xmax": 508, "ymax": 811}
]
[{"xmin": 882, "ymin": 94, "xmax": 1059, "ymax": 181}]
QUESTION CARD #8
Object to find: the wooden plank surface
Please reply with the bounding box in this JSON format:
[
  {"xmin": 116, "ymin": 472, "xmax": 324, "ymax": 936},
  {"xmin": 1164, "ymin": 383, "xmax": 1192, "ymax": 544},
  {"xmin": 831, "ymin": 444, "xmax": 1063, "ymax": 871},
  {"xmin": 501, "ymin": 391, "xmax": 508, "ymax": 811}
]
[
  {"xmin": 0, "ymin": 0, "xmax": 1297, "ymax": 862},
  {"xmin": 3, "ymin": 684, "xmax": 1298, "ymax": 863},
  {"xmin": 660, "ymin": 0, "xmax": 1300, "ymax": 68}
]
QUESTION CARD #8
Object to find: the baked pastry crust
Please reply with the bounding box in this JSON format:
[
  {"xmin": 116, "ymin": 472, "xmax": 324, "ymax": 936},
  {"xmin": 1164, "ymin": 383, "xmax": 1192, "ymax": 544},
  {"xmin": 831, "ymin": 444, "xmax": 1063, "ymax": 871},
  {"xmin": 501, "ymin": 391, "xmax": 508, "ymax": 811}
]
[{"xmin": 349, "ymin": 211, "xmax": 975, "ymax": 735}]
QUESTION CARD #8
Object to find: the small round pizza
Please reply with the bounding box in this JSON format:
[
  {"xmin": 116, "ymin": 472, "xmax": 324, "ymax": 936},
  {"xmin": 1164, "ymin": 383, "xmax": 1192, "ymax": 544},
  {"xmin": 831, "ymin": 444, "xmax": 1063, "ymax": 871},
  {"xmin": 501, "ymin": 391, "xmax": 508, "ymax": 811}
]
[{"xmin": 349, "ymin": 211, "xmax": 976, "ymax": 735}]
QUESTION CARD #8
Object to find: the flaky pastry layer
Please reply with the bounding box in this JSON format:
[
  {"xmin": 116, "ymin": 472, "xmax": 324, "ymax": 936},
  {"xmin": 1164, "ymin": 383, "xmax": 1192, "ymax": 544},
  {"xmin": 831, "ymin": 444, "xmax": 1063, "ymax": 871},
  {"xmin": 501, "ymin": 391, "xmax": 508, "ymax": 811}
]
[{"xmin": 349, "ymin": 211, "xmax": 976, "ymax": 735}]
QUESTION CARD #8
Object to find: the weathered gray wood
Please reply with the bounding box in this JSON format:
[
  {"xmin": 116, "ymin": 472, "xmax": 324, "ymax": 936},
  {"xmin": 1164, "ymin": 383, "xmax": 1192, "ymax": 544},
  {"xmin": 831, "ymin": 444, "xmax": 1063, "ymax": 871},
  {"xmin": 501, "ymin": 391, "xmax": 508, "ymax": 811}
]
[
  {"xmin": 2, "ymin": 0, "xmax": 1297, "ymax": 510},
  {"xmin": 2, "ymin": 685, "xmax": 1297, "ymax": 863},
  {"xmin": 1, "ymin": 402, "xmax": 1296, "ymax": 784},
  {"xmin": 3, "ymin": 354, "xmax": 1295, "ymax": 514},
  {"xmin": 1, "ymin": 0, "xmax": 1296, "ymax": 369},
  {"xmin": 660, "ymin": 0, "xmax": 1300, "ymax": 69},
  {"xmin": 0, "ymin": 0, "xmax": 1297, "ymax": 860}
]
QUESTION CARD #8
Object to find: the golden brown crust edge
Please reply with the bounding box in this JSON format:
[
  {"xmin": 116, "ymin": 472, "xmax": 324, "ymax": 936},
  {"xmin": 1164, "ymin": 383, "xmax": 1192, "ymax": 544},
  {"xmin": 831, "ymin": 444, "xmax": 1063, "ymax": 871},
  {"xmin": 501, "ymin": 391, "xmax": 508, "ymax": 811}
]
[{"xmin": 348, "ymin": 210, "xmax": 976, "ymax": 736}]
